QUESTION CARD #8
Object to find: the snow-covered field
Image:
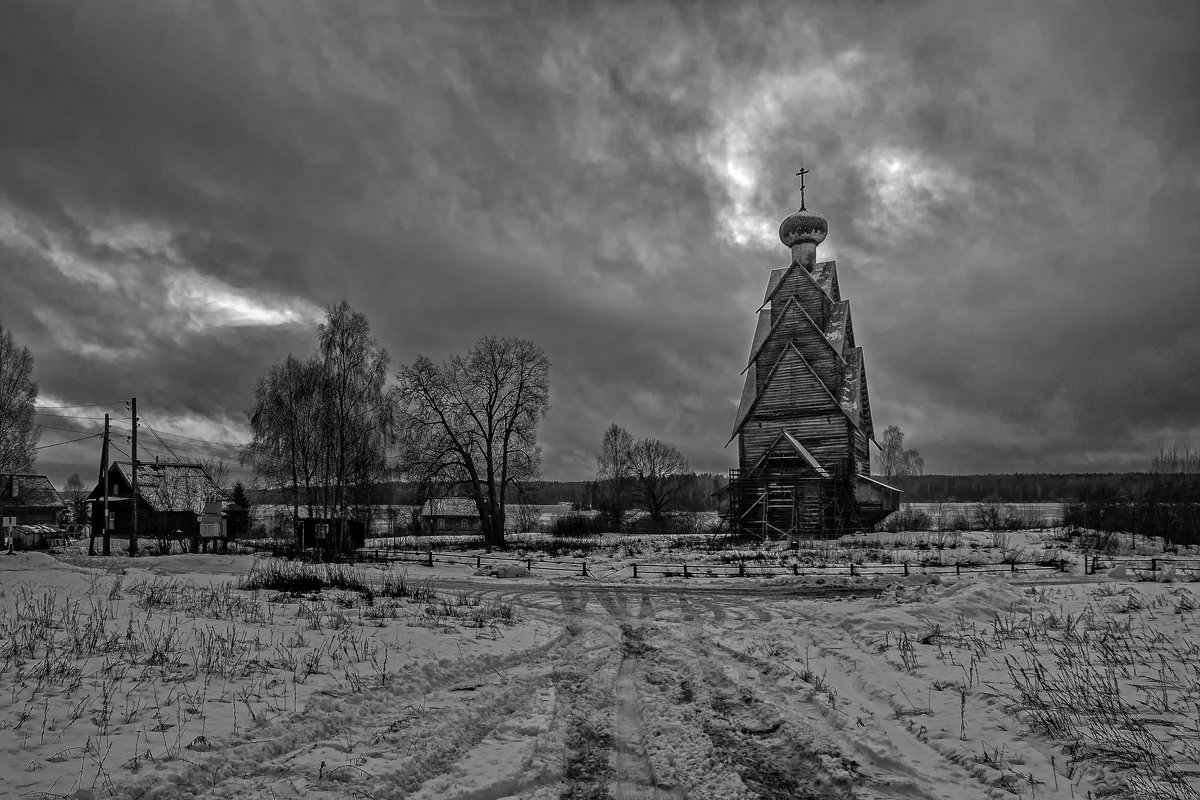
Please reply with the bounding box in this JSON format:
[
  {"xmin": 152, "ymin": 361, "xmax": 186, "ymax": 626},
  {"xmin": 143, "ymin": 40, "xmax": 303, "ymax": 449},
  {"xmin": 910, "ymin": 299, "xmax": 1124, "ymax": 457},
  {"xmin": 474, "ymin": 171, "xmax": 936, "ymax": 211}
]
[{"xmin": 3, "ymin": 541, "xmax": 1199, "ymax": 799}]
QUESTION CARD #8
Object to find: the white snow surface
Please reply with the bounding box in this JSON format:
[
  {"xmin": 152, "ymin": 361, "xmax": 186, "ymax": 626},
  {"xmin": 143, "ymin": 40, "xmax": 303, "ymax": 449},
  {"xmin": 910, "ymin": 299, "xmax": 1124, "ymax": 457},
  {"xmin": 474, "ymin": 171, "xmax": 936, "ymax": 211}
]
[{"xmin": 2, "ymin": 547, "xmax": 1198, "ymax": 799}]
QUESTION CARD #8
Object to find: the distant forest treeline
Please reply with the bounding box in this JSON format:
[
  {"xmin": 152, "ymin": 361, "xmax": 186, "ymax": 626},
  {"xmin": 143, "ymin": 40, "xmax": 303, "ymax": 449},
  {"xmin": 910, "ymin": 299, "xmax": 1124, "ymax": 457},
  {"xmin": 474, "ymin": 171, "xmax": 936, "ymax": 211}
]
[
  {"xmin": 888, "ymin": 473, "xmax": 1200, "ymax": 503},
  {"xmin": 249, "ymin": 473, "xmax": 729, "ymax": 511},
  {"xmin": 247, "ymin": 472, "xmax": 1200, "ymax": 508}
]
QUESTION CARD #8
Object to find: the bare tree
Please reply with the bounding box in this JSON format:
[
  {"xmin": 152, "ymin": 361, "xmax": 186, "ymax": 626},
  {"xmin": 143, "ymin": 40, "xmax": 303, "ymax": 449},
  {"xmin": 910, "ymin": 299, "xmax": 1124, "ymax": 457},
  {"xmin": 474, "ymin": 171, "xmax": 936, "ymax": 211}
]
[
  {"xmin": 397, "ymin": 335, "xmax": 550, "ymax": 550},
  {"xmin": 141, "ymin": 465, "xmax": 209, "ymax": 553},
  {"xmin": 1150, "ymin": 443, "xmax": 1200, "ymax": 474},
  {"xmin": 595, "ymin": 422, "xmax": 634, "ymax": 528},
  {"xmin": 63, "ymin": 472, "xmax": 87, "ymax": 524},
  {"xmin": 627, "ymin": 437, "xmax": 690, "ymax": 523},
  {"xmin": 0, "ymin": 325, "xmax": 38, "ymax": 530},
  {"xmin": 879, "ymin": 424, "xmax": 924, "ymax": 478}
]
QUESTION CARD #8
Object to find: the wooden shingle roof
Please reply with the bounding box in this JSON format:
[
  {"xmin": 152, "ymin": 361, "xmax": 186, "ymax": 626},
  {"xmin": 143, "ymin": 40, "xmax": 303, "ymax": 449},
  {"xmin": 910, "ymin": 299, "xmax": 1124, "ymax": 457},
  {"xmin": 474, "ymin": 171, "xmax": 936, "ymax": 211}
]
[
  {"xmin": 420, "ymin": 498, "xmax": 479, "ymax": 517},
  {"xmin": 0, "ymin": 474, "xmax": 65, "ymax": 508}
]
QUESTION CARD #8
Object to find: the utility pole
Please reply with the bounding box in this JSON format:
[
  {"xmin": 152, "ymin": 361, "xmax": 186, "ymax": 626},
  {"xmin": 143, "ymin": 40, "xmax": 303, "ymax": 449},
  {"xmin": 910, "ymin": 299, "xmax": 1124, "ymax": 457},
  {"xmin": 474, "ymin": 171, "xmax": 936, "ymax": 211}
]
[
  {"xmin": 130, "ymin": 397, "xmax": 138, "ymax": 557},
  {"xmin": 97, "ymin": 413, "xmax": 110, "ymax": 556}
]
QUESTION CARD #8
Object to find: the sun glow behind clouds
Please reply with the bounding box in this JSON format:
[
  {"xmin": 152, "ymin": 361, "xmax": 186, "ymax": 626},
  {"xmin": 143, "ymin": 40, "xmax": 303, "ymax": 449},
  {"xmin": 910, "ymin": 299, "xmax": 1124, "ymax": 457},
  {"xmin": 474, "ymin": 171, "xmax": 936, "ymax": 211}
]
[{"xmin": 702, "ymin": 50, "xmax": 869, "ymax": 247}]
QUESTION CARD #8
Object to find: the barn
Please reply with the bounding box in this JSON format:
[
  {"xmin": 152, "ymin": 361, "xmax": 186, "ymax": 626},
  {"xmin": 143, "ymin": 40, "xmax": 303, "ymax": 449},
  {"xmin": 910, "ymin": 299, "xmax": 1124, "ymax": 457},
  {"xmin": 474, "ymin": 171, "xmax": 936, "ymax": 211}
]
[
  {"xmin": 726, "ymin": 182, "xmax": 901, "ymax": 538},
  {"xmin": 419, "ymin": 498, "xmax": 482, "ymax": 535}
]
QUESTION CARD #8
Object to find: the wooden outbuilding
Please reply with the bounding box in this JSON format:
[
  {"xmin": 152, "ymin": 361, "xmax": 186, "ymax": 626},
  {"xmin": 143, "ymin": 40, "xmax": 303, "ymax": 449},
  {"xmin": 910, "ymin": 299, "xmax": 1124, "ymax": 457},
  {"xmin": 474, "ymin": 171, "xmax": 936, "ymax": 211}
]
[
  {"xmin": 419, "ymin": 498, "xmax": 482, "ymax": 535},
  {"xmin": 297, "ymin": 517, "xmax": 367, "ymax": 553},
  {"xmin": 726, "ymin": 188, "xmax": 901, "ymax": 538}
]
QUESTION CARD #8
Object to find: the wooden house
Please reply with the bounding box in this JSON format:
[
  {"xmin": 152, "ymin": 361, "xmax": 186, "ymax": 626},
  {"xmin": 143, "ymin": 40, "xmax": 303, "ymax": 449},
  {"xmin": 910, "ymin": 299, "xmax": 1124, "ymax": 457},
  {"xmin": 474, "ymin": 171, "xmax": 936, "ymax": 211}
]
[
  {"xmin": 0, "ymin": 474, "xmax": 66, "ymax": 526},
  {"xmin": 419, "ymin": 498, "xmax": 482, "ymax": 535},
  {"xmin": 726, "ymin": 194, "xmax": 901, "ymax": 538},
  {"xmin": 86, "ymin": 461, "xmax": 248, "ymax": 548},
  {"xmin": 0, "ymin": 474, "xmax": 68, "ymax": 549}
]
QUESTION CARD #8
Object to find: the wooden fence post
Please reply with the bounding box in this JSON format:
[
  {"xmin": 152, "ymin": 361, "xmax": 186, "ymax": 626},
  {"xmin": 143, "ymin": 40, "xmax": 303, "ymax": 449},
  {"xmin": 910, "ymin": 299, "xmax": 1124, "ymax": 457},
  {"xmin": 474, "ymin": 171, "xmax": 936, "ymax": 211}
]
[
  {"xmin": 581, "ymin": 561, "xmax": 588, "ymax": 577},
  {"xmin": 849, "ymin": 562, "xmax": 856, "ymax": 577},
  {"xmin": 426, "ymin": 550, "xmax": 433, "ymax": 567},
  {"xmin": 476, "ymin": 555, "xmax": 481, "ymax": 569},
  {"xmin": 527, "ymin": 558, "xmax": 533, "ymax": 571},
  {"xmin": 1151, "ymin": 558, "xmax": 1157, "ymax": 574},
  {"xmin": 904, "ymin": 563, "xmax": 909, "ymax": 577},
  {"xmin": 633, "ymin": 563, "xmax": 638, "ymax": 579},
  {"xmin": 739, "ymin": 563, "xmax": 745, "ymax": 577},
  {"xmin": 955, "ymin": 563, "xmax": 960, "ymax": 576},
  {"xmin": 683, "ymin": 563, "xmax": 689, "ymax": 578},
  {"xmin": 792, "ymin": 564, "xmax": 798, "ymax": 576}
]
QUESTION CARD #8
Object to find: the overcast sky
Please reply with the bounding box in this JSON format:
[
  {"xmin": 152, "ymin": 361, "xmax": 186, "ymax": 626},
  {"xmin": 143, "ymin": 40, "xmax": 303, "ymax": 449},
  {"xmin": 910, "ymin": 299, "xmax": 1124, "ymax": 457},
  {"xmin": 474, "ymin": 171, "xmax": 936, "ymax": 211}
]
[{"xmin": 2, "ymin": 0, "xmax": 1198, "ymax": 489}]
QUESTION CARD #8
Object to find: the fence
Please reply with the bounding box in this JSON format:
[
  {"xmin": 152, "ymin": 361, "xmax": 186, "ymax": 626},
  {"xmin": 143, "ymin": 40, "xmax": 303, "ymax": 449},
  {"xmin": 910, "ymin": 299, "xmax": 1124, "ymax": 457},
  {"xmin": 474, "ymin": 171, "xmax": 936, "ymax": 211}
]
[
  {"xmin": 356, "ymin": 548, "xmax": 1069, "ymax": 581},
  {"xmin": 1085, "ymin": 555, "xmax": 1200, "ymax": 577}
]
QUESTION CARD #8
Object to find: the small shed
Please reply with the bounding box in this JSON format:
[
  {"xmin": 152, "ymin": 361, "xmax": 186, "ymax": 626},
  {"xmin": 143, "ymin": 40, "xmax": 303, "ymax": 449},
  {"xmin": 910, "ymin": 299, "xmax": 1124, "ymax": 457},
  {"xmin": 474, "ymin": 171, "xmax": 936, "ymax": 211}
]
[
  {"xmin": 419, "ymin": 498, "xmax": 481, "ymax": 535},
  {"xmin": 298, "ymin": 518, "xmax": 366, "ymax": 553}
]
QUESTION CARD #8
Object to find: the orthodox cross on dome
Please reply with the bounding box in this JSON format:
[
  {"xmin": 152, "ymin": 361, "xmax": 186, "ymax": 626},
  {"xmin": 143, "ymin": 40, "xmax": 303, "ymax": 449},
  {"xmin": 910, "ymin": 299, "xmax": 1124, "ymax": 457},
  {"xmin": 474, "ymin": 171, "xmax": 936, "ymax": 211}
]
[{"xmin": 795, "ymin": 165, "xmax": 810, "ymax": 211}]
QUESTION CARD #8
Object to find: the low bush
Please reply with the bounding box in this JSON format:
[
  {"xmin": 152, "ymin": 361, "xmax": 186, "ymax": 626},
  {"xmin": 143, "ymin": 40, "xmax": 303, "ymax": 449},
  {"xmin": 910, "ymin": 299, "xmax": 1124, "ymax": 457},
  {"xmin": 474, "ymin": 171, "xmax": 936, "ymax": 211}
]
[
  {"xmin": 237, "ymin": 561, "xmax": 371, "ymax": 594},
  {"xmin": 878, "ymin": 506, "xmax": 932, "ymax": 533},
  {"xmin": 552, "ymin": 513, "xmax": 608, "ymax": 538}
]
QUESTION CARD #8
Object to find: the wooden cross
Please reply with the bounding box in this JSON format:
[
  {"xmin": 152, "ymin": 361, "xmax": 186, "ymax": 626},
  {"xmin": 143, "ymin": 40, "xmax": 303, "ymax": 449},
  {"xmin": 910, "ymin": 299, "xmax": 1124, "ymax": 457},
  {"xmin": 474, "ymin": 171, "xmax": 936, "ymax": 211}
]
[{"xmin": 795, "ymin": 165, "xmax": 810, "ymax": 210}]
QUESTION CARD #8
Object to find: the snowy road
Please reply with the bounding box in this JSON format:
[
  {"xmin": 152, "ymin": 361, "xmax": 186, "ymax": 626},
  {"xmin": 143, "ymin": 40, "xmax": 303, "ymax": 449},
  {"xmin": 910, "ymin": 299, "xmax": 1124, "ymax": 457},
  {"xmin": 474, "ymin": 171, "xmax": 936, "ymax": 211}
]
[{"xmin": 130, "ymin": 575, "xmax": 1000, "ymax": 799}]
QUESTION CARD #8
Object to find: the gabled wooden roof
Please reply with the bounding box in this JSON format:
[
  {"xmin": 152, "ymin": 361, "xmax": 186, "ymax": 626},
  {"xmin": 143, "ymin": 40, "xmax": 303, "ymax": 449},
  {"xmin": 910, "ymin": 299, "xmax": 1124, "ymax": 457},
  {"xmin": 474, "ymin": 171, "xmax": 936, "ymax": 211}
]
[
  {"xmin": 742, "ymin": 295, "xmax": 846, "ymax": 376},
  {"xmin": 421, "ymin": 498, "xmax": 479, "ymax": 517},
  {"xmin": 747, "ymin": 431, "xmax": 830, "ymax": 478},
  {"xmin": 755, "ymin": 260, "xmax": 837, "ymax": 314},
  {"xmin": 810, "ymin": 260, "xmax": 840, "ymax": 303},
  {"xmin": 0, "ymin": 474, "xmax": 65, "ymax": 508},
  {"xmin": 730, "ymin": 343, "xmax": 863, "ymax": 442},
  {"xmin": 825, "ymin": 300, "xmax": 849, "ymax": 356},
  {"xmin": 86, "ymin": 461, "xmax": 238, "ymax": 512}
]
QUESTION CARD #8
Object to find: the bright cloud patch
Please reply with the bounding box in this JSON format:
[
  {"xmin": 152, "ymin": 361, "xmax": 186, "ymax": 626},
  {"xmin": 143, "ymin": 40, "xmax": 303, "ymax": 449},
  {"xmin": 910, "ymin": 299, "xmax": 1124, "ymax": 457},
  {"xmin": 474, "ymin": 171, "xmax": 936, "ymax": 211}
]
[
  {"xmin": 702, "ymin": 49, "xmax": 869, "ymax": 247},
  {"xmin": 163, "ymin": 270, "xmax": 323, "ymax": 331},
  {"xmin": 857, "ymin": 146, "xmax": 970, "ymax": 239}
]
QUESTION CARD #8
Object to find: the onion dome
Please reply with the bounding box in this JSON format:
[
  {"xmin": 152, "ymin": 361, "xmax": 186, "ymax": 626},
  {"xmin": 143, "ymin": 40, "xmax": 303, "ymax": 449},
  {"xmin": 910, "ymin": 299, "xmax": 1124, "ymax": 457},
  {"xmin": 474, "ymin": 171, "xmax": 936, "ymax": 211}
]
[{"xmin": 779, "ymin": 208, "xmax": 828, "ymax": 247}]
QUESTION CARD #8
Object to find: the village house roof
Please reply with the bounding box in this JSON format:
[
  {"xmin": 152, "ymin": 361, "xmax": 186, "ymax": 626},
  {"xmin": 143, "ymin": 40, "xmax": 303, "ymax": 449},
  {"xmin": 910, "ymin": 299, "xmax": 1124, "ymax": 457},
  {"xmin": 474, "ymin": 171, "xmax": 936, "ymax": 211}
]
[
  {"xmin": 0, "ymin": 474, "xmax": 66, "ymax": 508},
  {"xmin": 420, "ymin": 498, "xmax": 479, "ymax": 517},
  {"xmin": 86, "ymin": 462, "xmax": 240, "ymax": 514}
]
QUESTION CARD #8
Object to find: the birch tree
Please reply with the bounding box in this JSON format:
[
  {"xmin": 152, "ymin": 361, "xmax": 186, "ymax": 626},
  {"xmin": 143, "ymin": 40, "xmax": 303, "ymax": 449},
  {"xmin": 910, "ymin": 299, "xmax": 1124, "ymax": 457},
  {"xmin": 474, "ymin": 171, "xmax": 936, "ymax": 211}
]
[
  {"xmin": 244, "ymin": 302, "xmax": 396, "ymax": 551},
  {"xmin": 595, "ymin": 422, "xmax": 633, "ymax": 528},
  {"xmin": 879, "ymin": 425, "xmax": 924, "ymax": 478}
]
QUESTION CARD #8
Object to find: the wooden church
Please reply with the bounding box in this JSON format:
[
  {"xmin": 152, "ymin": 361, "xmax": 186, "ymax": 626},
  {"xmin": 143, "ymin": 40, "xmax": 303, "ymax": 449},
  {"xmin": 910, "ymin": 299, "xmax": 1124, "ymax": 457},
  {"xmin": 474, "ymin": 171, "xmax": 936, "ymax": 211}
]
[{"xmin": 727, "ymin": 175, "xmax": 901, "ymax": 538}]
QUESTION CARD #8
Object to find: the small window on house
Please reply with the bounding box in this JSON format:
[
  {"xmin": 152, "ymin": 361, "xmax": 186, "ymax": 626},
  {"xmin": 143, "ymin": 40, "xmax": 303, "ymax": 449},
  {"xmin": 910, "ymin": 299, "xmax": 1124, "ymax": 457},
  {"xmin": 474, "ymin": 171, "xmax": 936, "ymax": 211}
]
[{"xmin": 316, "ymin": 523, "xmax": 329, "ymax": 540}]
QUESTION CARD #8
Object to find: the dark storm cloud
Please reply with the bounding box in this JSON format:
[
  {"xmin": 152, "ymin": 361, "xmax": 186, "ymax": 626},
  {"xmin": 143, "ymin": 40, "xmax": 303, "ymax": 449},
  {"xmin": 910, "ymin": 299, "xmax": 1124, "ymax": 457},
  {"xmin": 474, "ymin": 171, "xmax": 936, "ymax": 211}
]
[{"xmin": 2, "ymin": 0, "xmax": 1198, "ymax": 487}]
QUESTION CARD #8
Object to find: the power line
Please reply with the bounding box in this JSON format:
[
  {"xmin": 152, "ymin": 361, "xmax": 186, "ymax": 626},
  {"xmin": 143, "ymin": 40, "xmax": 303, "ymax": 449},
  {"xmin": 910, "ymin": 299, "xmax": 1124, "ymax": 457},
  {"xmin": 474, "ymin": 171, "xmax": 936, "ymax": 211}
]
[
  {"xmin": 34, "ymin": 433, "xmax": 101, "ymax": 450},
  {"xmin": 33, "ymin": 411, "xmax": 112, "ymax": 421},
  {"xmin": 138, "ymin": 414, "xmax": 183, "ymax": 462},
  {"xmin": 108, "ymin": 418, "xmax": 245, "ymax": 451},
  {"xmin": 122, "ymin": 431, "xmax": 244, "ymax": 458},
  {"xmin": 35, "ymin": 421, "xmax": 104, "ymax": 436},
  {"xmin": 34, "ymin": 401, "xmax": 127, "ymax": 409}
]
